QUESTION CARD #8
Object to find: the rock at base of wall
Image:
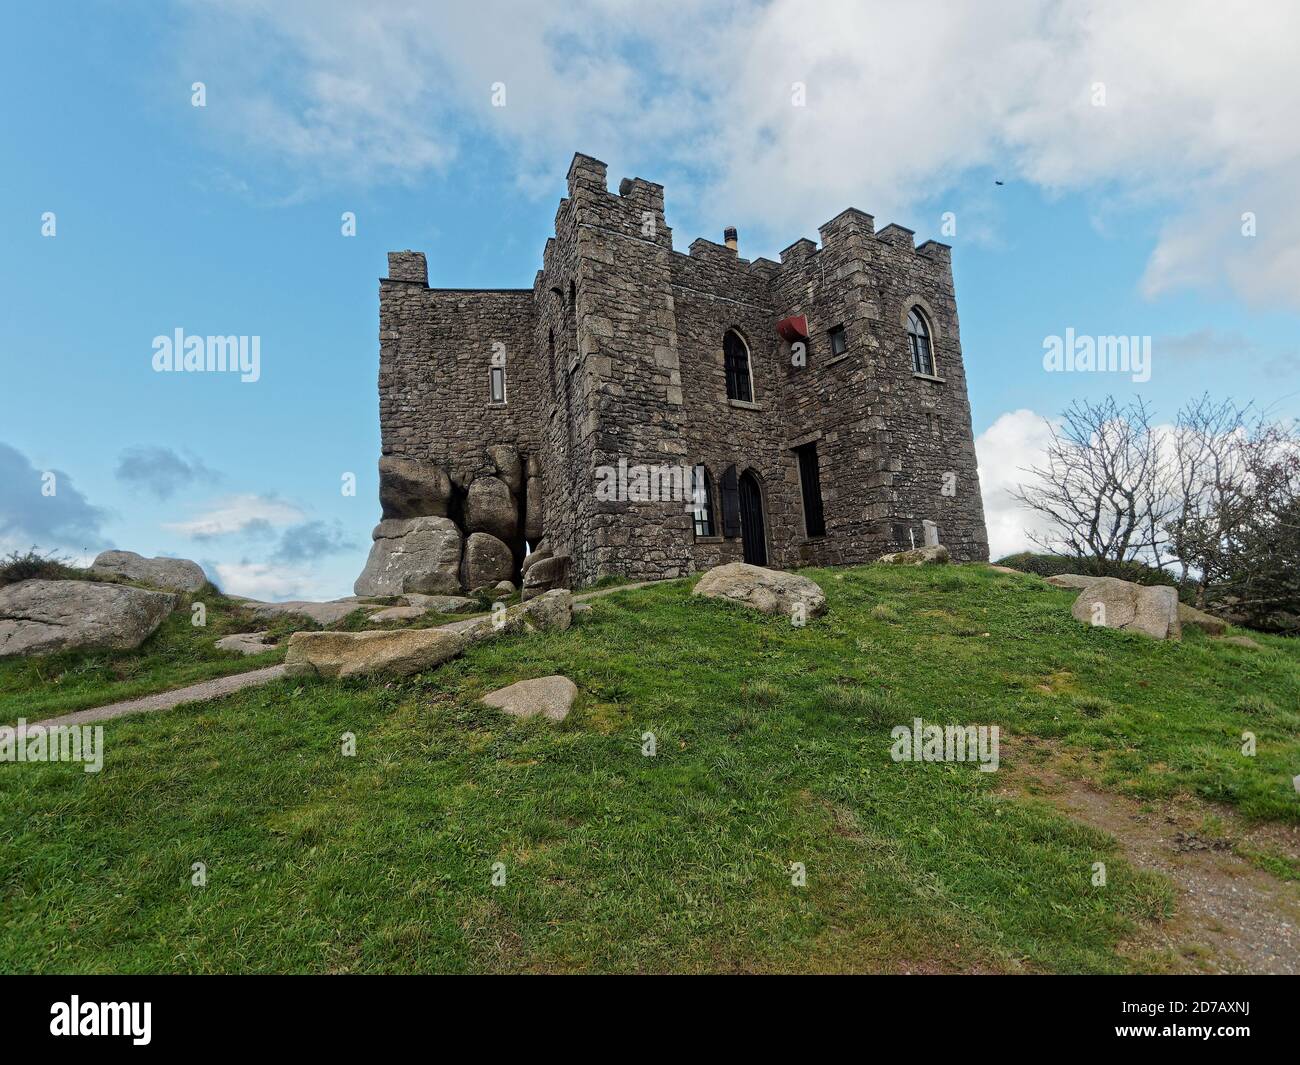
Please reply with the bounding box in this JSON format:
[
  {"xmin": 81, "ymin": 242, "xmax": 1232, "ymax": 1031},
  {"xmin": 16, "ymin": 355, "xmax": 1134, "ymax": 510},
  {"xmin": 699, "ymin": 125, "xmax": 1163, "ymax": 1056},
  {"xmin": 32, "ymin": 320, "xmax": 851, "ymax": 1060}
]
[
  {"xmin": 461, "ymin": 531, "xmax": 514, "ymax": 591},
  {"xmin": 521, "ymin": 553, "xmax": 571, "ymax": 601},
  {"xmin": 693, "ymin": 562, "xmax": 827, "ymax": 618},
  {"xmin": 876, "ymin": 545, "xmax": 950, "ymax": 566},
  {"xmin": 463, "ymin": 475, "xmax": 518, "ymax": 543},
  {"xmin": 481, "ymin": 675, "xmax": 577, "ymax": 722},
  {"xmin": 378, "ymin": 455, "xmax": 452, "ymax": 519},
  {"xmin": 1071, "ymin": 578, "xmax": 1181, "ymax": 640},
  {"xmin": 521, "ymin": 542, "xmax": 551, "ymax": 578},
  {"xmin": 354, "ymin": 516, "xmax": 463, "ymax": 597},
  {"xmin": 285, "ymin": 627, "xmax": 467, "ymax": 679},
  {"xmin": 90, "ymin": 550, "xmax": 207, "ymax": 593},
  {"xmin": 0, "ymin": 579, "xmax": 178, "ymax": 657}
]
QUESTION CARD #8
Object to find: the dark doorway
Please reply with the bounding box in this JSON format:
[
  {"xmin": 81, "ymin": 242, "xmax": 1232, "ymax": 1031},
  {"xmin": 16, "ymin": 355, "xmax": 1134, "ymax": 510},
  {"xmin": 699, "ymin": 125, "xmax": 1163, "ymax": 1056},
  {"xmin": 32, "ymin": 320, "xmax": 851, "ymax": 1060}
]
[{"xmin": 738, "ymin": 470, "xmax": 767, "ymax": 566}]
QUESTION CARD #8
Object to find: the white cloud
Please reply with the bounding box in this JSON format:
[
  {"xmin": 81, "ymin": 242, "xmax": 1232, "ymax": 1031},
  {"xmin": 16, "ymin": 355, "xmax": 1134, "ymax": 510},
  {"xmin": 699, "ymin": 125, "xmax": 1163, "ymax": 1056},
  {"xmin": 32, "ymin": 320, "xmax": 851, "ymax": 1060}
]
[
  {"xmin": 209, "ymin": 559, "xmax": 321, "ymax": 602},
  {"xmin": 182, "ymin": 0, "xmax": 1300, "ymax": 307},
  {"xmin": 164, "ymin": 494, "xmax": 305, "ymax": 539},
  {"xmin": 975, "ymin": 409, "xmax": 1058, "ymax": 560}
]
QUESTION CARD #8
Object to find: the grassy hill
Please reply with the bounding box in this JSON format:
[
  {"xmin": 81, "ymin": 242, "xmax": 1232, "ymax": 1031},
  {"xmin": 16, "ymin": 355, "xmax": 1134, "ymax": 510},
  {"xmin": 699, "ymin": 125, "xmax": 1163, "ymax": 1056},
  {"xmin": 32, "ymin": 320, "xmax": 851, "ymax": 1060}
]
[{"xmin": 1, "ymin": 564, "xmax": 1296, "ymax": 973}]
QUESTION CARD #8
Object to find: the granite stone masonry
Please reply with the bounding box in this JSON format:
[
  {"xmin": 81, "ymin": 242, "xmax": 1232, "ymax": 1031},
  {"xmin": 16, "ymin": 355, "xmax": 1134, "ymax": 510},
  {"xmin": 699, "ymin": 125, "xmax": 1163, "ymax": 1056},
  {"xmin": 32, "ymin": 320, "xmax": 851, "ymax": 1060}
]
[{"xmin": 359, "ymin": 152, "xmax": 989, "ymax": 592}]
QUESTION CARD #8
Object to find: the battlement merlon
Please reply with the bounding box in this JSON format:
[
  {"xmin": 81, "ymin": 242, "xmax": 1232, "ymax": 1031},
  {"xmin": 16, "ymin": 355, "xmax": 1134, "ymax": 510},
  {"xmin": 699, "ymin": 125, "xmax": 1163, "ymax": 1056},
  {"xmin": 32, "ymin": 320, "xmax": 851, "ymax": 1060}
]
[{"xmin": 386, "ymin": 251, "xmax": 428, "ymax": 285}]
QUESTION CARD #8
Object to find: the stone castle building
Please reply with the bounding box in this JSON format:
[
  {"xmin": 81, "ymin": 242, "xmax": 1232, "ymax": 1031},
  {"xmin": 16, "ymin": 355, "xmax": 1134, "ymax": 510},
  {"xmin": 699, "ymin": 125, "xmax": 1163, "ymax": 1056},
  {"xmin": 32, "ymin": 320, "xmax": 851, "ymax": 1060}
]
[{"xmin": 356, "ymin": 152, "xmax": 988, "ymax": 599}]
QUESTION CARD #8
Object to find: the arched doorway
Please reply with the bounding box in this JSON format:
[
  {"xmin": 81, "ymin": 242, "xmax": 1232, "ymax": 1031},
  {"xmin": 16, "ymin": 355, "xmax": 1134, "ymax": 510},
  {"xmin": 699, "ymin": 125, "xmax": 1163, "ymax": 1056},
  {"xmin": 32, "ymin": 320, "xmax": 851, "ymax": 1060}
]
[{"xmin": 738, "ymin": 470, "xmax": 767, "ymax": 566}]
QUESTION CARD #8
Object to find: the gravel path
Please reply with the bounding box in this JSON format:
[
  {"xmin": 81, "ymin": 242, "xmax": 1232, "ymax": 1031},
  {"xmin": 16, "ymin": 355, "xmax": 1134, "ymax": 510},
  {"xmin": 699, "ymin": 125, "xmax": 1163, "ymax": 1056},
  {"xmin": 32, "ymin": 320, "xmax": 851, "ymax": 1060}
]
[{"xmin": 34, "ymin": 666, "xmax": 287, "ymax": 728}]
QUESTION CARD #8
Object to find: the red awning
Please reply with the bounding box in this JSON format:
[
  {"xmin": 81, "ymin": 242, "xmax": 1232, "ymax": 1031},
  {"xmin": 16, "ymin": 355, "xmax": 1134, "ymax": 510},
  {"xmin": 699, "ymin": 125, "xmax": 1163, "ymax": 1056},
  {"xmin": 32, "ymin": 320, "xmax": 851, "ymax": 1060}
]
[{"xmin": 776, "ymin": 314, "xmax": 809, "ymax": 342}]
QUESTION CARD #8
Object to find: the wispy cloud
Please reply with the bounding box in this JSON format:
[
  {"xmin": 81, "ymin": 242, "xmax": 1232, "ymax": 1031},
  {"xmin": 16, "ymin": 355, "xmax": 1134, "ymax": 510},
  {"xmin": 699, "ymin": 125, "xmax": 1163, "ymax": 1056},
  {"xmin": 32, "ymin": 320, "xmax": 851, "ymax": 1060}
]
[
  {"xmin": 270, "ymin": 519, "xmax": 356, "ymax": 564},
  {"xmin": 164, "ymin": 493, "xmax": 305, "ymax": 539},
  {"xmin": 115, "ymin": 445, "xmax": 220, "ymax": 501}
]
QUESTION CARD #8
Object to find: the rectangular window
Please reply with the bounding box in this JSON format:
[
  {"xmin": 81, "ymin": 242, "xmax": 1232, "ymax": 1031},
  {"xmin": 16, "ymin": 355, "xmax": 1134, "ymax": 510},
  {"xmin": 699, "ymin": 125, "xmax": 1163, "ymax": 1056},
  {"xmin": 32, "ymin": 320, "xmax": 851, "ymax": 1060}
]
[
  {"xmin": 828, "ymin": 325, "xmax": 847, "ymax": 357},
  {"xmin": 692, "ymin": 467, "xmax": 715, "ymax": 537},
  {"xmin": 490, "ymin": 366, "xmax": 506, "ymax": 404},
  {"xmin": 795, "ymin": 442, "xmax": 826, "ymax": 537}
]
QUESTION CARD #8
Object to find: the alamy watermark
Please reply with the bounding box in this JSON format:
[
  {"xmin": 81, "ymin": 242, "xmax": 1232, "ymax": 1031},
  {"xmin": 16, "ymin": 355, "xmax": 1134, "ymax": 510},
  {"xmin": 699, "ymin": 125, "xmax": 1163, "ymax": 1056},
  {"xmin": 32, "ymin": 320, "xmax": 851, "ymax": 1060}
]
[
  {"xmin": 595, "ymin": 459, "xmax": 704, "ymax": 509},
  {"xmin": 152, "ymin": 328, "xmax": 261, "ymax": 382},
  {"xmin": 1, "ymin": 719, "xmax": 104, "ymax": 773},
  {"xmin": 1042, "ymin": 328, "xmax": 1150, "ymax": 383},
  {"xmin": 890, "ymin": 717, "xmax": 1000, "ymax": 773}
]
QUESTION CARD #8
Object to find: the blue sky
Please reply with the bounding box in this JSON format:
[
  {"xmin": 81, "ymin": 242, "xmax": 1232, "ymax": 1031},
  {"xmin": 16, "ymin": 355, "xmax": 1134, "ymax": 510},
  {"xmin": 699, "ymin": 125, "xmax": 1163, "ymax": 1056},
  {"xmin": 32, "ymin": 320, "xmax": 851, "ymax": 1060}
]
[{"xmin": 2, "ymin": 1, "xmax": 1297, "ymax": 599}]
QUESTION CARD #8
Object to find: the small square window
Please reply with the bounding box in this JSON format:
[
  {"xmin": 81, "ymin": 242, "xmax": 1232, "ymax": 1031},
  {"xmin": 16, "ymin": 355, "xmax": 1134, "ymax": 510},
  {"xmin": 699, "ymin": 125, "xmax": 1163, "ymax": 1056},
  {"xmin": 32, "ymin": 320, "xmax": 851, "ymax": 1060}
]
[{"xmin": 828, "ymin": 325, "xmax": 847, "ymax": 357}]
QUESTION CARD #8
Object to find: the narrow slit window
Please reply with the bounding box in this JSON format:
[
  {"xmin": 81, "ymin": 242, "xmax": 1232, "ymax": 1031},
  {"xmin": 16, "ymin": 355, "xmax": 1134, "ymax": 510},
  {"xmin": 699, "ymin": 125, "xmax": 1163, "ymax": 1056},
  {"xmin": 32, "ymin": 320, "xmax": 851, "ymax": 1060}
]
[
  {"xmin": 795, "ymin": 442, "xmax": 826, "ymax": 537},
  {"xmin": 490, "ymin": 366, "xmax": 506, "ymax": 404},
  {"xmin": 692, "ymin": 466, "xmax": 716, "ymax": 537}
]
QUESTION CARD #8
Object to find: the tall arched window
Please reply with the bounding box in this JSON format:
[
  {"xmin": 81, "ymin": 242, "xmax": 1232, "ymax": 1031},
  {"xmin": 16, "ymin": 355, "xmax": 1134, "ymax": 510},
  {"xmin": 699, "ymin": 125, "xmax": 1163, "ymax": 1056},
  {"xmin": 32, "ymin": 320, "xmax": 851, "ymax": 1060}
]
[
  {"xmin": 692, "ymin": 466, "xmax": 716, "ymax": 537},
  {"xmin": 723, "ymin": 330, "xmax": 753, "ymax": 402},
  {"xmin": 907, "ymin": 307, "xmax": 935, "ymax": 376}
]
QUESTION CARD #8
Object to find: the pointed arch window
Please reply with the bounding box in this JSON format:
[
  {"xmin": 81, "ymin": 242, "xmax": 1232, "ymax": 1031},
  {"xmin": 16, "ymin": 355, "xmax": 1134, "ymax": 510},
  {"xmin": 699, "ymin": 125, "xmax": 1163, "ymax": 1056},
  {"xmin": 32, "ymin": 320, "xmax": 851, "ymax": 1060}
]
[
  {"xmin": 724, "ymin": 330, "xmax": 753, "ymax": 402},
  {"xmin": 907, "ymin": 307, "xmax": 935, "ymax": 376}
]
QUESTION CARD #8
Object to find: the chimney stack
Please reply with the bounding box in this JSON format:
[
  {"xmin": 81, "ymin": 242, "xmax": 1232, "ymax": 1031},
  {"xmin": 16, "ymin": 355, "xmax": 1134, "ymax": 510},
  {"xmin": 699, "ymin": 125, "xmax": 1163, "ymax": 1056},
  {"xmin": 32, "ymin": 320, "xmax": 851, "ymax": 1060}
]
[{"xmin": 723, "ymin": 226, "xmax": 738, "ymax": 252}]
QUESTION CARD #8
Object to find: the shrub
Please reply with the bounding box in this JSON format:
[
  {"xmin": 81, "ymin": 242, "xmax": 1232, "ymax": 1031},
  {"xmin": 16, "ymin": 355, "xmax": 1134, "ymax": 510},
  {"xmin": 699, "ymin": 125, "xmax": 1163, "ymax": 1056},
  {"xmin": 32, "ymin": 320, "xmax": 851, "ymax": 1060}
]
[{"xmin": 0, "ymin": 548, "xmax": 82, "ymax": 588}]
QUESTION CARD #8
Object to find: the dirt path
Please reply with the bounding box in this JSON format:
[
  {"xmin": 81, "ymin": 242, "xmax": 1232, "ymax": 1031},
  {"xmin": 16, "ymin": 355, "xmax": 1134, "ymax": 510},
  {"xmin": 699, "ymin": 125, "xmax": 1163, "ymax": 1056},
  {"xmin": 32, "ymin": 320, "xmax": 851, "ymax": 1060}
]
[
  {"xmin": 1004, "ymin": 736, "xmax": 1300, "ymax": 974},
  {"xmin": 35, "ymin": 666, "xmax": 287, "ymax": 728}
]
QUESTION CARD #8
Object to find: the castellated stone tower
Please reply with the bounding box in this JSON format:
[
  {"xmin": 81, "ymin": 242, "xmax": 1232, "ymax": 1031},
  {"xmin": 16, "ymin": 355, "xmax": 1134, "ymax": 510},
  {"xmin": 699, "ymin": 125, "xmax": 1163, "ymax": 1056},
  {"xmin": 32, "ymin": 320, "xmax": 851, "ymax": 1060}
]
[{"xmin": 356, "ymin": 151, "xmax": 989, "ymax": 600}]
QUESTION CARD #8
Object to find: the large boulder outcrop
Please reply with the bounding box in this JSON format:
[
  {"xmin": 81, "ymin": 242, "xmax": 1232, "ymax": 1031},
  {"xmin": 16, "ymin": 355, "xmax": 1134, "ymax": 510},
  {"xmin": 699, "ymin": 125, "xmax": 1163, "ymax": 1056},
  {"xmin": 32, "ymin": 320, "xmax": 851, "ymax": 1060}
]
[
  {"xmin": 693, "ymin": 562, "xmax": 827, "ymax": 619},
  {"xmin": 354, "ymin": 516, "xmax": 463, "ymax": 596},
  {"xmin": 486, "ymin": 445, "xmax": 523, "ymax": 495},
  {"xmin": 1071, "ymin": 578, "xmax": 1181, "ymax": 640},
  {"xmin": 90, "ymin": 550, "xmax": 207, "ymax": 593},
  {"xmin": 521, "ymin": 553, "xmax": 571, "ymax": 601},
  {"xmin": 461, "ymin": 532, "xmax": 514, "ymax": 591},
  {"xmin": 284, "ymin": 627, "xmax": 467, "ymax": 679},
  {"xmin": 378, "ymin": 455, "xmax": 452, "ymax": 519},
  {"xmin": 0, "ymin": 579, "xmax": 178, "ymax": 657},
  {"xmin": 481, "ymin": 675, "xmax": 577, "ymax": 722},
  {"xmin": 463, "ymin": 475, "xmax": 517, "ymax": 543},
  {"xmin": 524, "ymin": 475, "xmax": 544, "ymax": 542}
]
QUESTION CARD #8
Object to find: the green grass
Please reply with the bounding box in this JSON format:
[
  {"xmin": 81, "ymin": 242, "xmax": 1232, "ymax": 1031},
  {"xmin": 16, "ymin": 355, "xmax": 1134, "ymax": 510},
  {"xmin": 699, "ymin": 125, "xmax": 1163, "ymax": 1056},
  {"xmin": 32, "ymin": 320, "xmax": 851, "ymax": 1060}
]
[
  {"xmin": 1, "ymin": 564, "xmax": 1296, "ymax": 973},
  {"xmin": 0, "ymin": 585, "xmax": 501, "ymax": 723},
  {"xmin": 0, "ymin": 588, "xmax": 290, "ymax": 722}
]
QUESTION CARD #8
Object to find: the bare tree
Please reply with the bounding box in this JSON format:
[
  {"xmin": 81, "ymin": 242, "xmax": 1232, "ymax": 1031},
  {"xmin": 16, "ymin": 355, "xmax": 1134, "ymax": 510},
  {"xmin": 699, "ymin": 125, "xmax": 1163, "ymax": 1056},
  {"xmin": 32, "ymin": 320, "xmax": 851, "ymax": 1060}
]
[
  {"xmin": 1166, "ymin": 394, "xmax": 1300, "ymax": 609},
  {"xmin": 1013, "ymin": 396, "xmax": 1172, "ymax": 574},
  {"xmin": 1165, "ymin": 395, "xmax": 1260, "ymax": 605}
]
